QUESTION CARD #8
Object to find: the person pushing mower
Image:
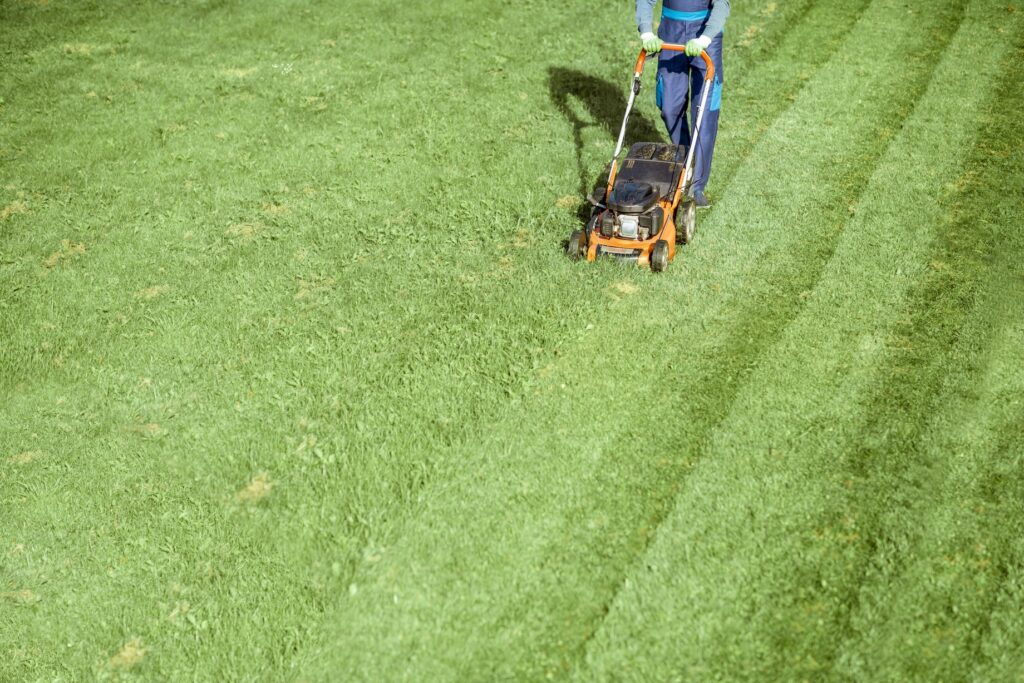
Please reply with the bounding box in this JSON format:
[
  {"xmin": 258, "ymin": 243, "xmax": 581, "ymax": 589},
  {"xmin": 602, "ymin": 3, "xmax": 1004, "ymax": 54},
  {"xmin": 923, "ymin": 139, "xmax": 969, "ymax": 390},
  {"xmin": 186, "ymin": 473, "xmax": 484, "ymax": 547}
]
[{"xmin": 636, "ymin": 0, "xmax": 728, "ymax": 208}]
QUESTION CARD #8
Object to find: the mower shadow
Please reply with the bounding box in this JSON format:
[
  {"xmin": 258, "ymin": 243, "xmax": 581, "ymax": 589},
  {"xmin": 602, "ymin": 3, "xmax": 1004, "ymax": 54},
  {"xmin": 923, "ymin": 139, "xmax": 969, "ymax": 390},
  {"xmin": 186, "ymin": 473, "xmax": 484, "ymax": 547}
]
[{"xmin": 548, "ymin": 67, "xmax": 664, "ymax": 222}]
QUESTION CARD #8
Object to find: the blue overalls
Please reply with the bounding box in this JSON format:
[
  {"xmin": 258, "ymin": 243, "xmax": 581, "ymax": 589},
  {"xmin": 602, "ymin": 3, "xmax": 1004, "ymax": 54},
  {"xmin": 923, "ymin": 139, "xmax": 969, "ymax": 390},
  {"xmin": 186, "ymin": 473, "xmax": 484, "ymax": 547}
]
[{"xmin": 656, "ymin": 1, "xmax": 724, "ymax": 197}]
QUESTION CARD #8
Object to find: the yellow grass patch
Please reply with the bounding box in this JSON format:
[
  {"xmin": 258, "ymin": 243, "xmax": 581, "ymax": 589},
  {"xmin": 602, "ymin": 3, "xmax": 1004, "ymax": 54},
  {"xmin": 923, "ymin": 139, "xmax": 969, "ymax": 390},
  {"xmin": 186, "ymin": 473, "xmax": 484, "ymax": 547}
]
[
  {"xmin": 737, "ymin": 25, "xmax": 762, "ymax": 48},
  {"xmin": 0, "ymin": 199, "xmax": 27, "ymax": 220},
  {"xmin": 222, "ymin": 66, "xmax": 258, "ymax": 78},
  {"xmin": 7, "ymin": 451, "xmax": 43, "ymax": 464},
  {"xmin": 613, "ymin": 281, "xmax": 640, "ymax": 296},
  {"xmin": 510, "ymin": 228, "xmax": 532, "ymax": 248},
  {"xmin": 137, "ymin": 284, "xmax": 170, "ymax": 300},
  {"xmin": 237, "ymin": 473, "xmax": 273, "ymax": 504},
  {"xmin": 1, "ymin": 589, "xmax": 40, "ymax": 605},
  {"xmin": 320, "ymin": 39, "xmax": 337, "ymax": 48},
  {"xmin": 63, "ymin": 43, "xmax": 98, "ymax": 56},
  {"xmin": 42, "ymin": 240, "xmax": 86, "ymax": 269},
  {"xmin": 127, "ymin": 423, "xmax": 166, "ymax": 438},
  {"xmin": 224, "ymin": 222, "xmax": 262, "ymax": 241},
  {"xmin": 302, "ymin": 96, "xmax": 327, "ymax": 112},
  {"xmin": 294, "ymin": 275, "xmax": 335, "ymax": 301},
  {"xmin": 262, "ymin": 202, "xmax": 289, "ymax": 216},
  {"xmin": 555, "ymin": 195, "xmax": 578, "ymax": 210},
  {"xmin": 109, "ymin": 638, "xmax": 146, "ymax": 670}
]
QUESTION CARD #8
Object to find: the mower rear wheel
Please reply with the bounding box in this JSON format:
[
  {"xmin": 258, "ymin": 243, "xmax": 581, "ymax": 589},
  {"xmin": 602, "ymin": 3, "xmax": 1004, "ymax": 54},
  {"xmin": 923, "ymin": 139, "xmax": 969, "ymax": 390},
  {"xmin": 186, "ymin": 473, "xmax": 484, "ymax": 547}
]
[
  {"xmin": 675, "ymin": 201, "xmax": 696, "ymax": 245},
  {"xmin": 651, "ymin": 239, "xmax": 669, "ymax": 272},
  {"xmin": 566, "ymin": 230, "xmax": 585, "ymax": 260}
]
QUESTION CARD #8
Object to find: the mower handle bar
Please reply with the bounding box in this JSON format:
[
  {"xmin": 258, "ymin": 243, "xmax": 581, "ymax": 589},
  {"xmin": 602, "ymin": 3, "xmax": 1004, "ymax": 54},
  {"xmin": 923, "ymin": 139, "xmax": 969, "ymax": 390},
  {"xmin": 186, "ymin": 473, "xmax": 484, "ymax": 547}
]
[
  {"xmin": 635, "ymin": 45, "xmax": 715, "ymax": 82},
  {"xmin": 603, "ymin": 45, "xmax": 716, "ymax": 205}
]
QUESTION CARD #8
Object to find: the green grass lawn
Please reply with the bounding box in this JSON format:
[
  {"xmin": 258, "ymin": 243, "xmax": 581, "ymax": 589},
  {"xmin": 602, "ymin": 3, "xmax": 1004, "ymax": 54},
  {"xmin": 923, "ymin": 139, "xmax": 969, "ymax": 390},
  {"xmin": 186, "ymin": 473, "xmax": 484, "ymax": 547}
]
[{"xmin": 2, "ymin": 0, "xmax": 1023, "ymax": 680}]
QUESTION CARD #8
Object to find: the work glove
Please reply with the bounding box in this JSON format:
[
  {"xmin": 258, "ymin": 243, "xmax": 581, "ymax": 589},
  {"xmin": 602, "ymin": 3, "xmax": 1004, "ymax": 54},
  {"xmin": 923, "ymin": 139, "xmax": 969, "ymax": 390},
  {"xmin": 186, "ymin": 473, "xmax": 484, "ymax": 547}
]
[
  {"xmin": 685, "ymin": 35, "xmax": 712, "ymax": 57},
  {"xmin": 640, "ymin": 32, "xmax": 663, "ymax": 54}
]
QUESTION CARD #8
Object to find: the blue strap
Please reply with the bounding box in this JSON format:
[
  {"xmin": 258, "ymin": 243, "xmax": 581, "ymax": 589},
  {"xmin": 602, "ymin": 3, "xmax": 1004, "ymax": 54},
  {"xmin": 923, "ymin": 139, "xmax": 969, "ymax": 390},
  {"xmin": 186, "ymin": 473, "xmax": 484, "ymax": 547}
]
[{"xmin": 661, "ymin": 8, "xmax": 711, "ymax": 22}]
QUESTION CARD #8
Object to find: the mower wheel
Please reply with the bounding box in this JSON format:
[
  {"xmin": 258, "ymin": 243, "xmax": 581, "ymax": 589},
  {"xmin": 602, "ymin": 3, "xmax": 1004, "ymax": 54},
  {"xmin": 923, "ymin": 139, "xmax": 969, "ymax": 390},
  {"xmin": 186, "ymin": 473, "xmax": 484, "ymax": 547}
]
[
  {"xmin": 566, "ymin": 230, "xmax": 585, "ymax": 260},
  {"xmin": 651, "ymin": 239, "xmax": 669, "ymax": 272},
  {"xmin": 676, "ymin": 201, "xmax": 696, "ymax": 244}
]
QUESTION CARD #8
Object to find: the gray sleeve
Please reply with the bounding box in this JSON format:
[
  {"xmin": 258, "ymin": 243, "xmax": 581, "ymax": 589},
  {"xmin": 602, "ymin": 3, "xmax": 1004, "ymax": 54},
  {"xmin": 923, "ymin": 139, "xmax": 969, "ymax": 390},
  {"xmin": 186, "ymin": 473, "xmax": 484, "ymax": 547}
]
[
  {"xmin": 702, "ymin": 0, "xmax": 730, "ymax": 39},
  {"xmin": 636, "ymin": 0, "xmax": 658, "ymax": 34}
]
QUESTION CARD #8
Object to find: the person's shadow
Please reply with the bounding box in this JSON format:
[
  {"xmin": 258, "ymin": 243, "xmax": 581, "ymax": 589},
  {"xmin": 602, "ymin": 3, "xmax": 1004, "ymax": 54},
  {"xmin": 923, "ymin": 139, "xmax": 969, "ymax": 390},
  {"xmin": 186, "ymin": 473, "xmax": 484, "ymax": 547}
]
[{"xmin": 548, "ymin": 67, "xmax": 664, "ymax": 222}]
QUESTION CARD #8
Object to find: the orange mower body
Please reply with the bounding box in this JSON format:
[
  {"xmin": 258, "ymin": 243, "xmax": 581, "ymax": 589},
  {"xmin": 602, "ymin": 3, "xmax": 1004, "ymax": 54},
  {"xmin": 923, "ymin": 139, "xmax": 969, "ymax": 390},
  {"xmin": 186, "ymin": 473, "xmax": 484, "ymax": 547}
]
[{"xmin": 573, "ymin": 142, "xmax": 695, "ymax": 271}]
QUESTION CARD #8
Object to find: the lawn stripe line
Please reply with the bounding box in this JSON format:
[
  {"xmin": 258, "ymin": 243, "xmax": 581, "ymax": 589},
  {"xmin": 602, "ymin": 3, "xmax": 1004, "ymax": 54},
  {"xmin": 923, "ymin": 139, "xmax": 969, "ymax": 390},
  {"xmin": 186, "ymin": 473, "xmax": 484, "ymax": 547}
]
[
  {"xmin": 822, "ymin": 21, "xmax": 1024, "ymax": 677},
  {"xmin": 706, "ymin": 0, "xmax": 873, "ymax": 203},
  {"xmin": 299, "ymin": 0, "xmax": 974, "ymax": 679},
  {"xmin": 574, "ymin": 1, "xmax": 1013, "ymax": 678},
  {"xmin": 564, "ymin": 0, "xmax": 941, "ymax": 663}
]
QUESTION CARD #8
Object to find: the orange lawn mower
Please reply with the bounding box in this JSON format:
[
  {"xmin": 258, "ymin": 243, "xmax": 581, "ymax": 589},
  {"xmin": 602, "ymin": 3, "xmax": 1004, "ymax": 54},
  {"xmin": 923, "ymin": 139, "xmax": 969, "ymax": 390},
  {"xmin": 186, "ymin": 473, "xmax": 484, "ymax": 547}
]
[{"xmin": 566, "ymin": 45, "xmax": 716, "ymax": 272}]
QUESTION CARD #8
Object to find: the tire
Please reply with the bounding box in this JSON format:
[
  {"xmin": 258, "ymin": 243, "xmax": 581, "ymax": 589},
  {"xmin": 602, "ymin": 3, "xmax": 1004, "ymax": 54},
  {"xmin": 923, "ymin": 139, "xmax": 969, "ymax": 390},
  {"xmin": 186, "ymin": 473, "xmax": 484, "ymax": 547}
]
[
  {"xmin": 675, "ymin": 201, "xmax": 696, "ymax": 245},
  {"xmin": 566, "ymin": 230, "xmax": 585, "ymax": 260},
  {"xmin": 651, "ymin": 239, "xmax": 669, "ymax": 272}
]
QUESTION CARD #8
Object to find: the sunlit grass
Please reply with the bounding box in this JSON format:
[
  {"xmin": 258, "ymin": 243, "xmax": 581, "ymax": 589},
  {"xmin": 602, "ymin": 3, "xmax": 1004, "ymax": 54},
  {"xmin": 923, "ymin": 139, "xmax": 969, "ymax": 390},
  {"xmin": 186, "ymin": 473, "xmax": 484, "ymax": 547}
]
[{"xmin": 1, "ymin": 0, "xmax": 1022, "ymax": 680}]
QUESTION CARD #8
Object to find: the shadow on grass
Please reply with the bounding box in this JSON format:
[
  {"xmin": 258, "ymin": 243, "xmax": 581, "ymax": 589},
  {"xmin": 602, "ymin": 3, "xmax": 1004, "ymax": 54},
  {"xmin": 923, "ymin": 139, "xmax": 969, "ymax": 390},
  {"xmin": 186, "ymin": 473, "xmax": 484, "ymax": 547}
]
[{"xmin": 548, "ymin": 67, "xmax": 664, "ymax": 221}]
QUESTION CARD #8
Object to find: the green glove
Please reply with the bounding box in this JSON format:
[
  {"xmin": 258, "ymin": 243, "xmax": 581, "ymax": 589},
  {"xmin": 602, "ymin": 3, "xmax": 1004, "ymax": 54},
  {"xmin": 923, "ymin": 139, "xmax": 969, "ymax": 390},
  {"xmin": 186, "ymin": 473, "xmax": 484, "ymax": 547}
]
[
  {"xmin": 686, "ymin": 36, "xmax": 712, "ymax": 57},
  {"xmin": 640, "ymin": 32, "xmax": 663, "ymax": 54}
]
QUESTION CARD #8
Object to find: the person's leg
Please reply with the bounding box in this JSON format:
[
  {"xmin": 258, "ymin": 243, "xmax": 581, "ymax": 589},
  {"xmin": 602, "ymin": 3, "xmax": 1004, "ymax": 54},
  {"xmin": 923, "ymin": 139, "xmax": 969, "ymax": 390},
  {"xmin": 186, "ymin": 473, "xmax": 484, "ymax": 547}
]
[
  {"xmin": 656, "ymin": 52, "xmax": 693, "ymax": 147},
  {"xmin": 687, "ymin": 33, "xmax": 724, "ymax": 202}
]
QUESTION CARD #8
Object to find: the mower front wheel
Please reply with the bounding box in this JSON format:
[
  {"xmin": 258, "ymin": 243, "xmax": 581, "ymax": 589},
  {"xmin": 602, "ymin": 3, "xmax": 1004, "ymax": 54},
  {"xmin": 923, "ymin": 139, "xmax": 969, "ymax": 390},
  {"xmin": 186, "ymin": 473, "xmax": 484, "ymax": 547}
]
[
  {"xmin": 566, "ymin": 230, "xmax": 586, "ymax": 260},
  {"xmin": 650, "ymin": 240, "xmax": 669, "ymax": 272}
]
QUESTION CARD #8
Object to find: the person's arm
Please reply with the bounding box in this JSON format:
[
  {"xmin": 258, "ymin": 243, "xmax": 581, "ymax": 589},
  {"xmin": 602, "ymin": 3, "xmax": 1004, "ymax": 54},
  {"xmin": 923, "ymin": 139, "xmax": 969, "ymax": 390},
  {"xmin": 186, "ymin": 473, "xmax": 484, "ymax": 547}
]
[
  {"xmin": 686, "ymin": 0, "xmax": 729, "ymax": 55},
  {"xmin": 636, "ymin": 0, "xmax": 658, "ymax": 35},
  {"xmin": 702, "ymin": 0, "xmax": 730, "ymax": 40},
  {"xmin": 636, "ymin": 0, "xmax": 662, "ymax": 53}
]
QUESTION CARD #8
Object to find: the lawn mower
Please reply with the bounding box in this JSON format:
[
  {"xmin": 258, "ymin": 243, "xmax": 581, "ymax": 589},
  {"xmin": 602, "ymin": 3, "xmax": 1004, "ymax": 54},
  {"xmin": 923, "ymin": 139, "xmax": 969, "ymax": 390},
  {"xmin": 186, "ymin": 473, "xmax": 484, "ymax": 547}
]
[{"xmin": 566, "ymin": 45, "xmax": 715, "ymax": 272}]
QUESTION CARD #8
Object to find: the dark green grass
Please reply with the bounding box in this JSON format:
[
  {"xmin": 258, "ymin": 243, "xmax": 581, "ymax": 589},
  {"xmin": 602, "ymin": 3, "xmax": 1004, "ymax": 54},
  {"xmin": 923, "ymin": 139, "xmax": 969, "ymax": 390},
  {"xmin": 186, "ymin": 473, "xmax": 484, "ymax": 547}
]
[{"xmin": 2, "ymin": 0, "xmax": 1022, "ymax": 680}]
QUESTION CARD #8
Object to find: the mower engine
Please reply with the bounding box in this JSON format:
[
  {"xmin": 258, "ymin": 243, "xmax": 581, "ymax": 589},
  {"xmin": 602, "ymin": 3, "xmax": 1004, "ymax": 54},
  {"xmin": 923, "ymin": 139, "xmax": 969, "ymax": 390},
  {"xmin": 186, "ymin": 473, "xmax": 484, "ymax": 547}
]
[
  {"xmin": 597, "ymin": 179, "xmax": 666, "ymax": 242},
  {"xmin": 618, "ymin": 214, "xmax": 639, "ymax": 239}
]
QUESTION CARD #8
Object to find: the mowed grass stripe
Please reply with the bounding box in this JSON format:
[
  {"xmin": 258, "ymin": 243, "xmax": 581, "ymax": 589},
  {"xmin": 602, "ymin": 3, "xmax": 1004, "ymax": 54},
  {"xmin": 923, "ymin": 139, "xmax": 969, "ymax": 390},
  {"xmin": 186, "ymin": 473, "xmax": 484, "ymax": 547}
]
[
  {"xmin": 698, "ymin": 0, "xmax": 872, "ymax": 202},
  {"xmin": 0, "ymin": 1, "xmax": 636, "ymax": 678},
  {"xmin": 829, "ymin": 31, "xmax": 1024, "ymax": 679},
  {"xmin": 971, "ymin": 334, "xmax": 1024, "ymax": 680},
  {"xmin": 839, "ymin": 328, "xmax": 1024, "ymax": 679},
  {"xmin": 575, "ymin": 2, "xmax": 1013, "ymax": 680},
  {"xmin": 0, "ymin": 0, "xmax": 820, "ymax": 677},
  {"xmin": 299, "ymin": 1, "xmax": 971, "ymax": 679},
  {"xmin": 561, "ymin": 0, "xmax": 958, "ymax": 671},
  {"xmin": 506, "ymin": 0, "xmax": 874, "ymax": 664}
]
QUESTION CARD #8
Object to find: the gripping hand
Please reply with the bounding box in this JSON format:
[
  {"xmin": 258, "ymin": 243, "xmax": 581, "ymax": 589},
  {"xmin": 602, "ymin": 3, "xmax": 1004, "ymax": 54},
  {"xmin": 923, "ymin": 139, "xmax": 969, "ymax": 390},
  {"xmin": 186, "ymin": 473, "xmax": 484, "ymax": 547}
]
[
  {"xmin": 685, "ymin": 35, "xmax": 711, "ymax": 57},
  {"xmin": 640, "ymin": 32, "xmax": 663, "ymax": 54}
]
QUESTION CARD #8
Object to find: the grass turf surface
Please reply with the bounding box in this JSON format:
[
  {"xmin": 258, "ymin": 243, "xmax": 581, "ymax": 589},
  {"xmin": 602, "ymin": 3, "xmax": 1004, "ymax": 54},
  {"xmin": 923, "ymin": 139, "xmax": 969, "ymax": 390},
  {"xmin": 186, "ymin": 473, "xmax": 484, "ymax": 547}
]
[{"xmin": 2, "ymin": 0, "xmax": 1023, "ymax": 680}]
